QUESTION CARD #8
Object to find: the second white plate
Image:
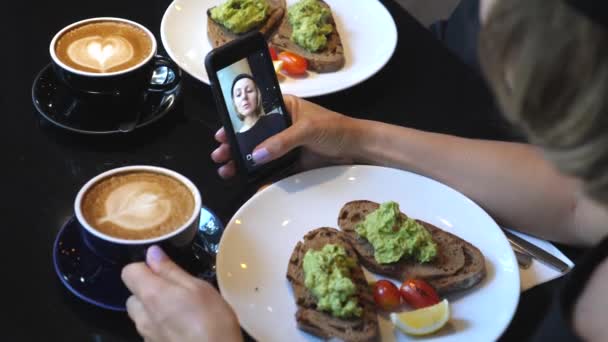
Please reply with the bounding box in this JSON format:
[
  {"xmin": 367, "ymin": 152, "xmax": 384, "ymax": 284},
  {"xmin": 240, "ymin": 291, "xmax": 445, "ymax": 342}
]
[
  {"xmin": 217, "ymin": 165, "xmax": 520, "ymax": 341},
  {"xmin": 160, "ymin": 0, "xmax": 398, "ymax": 97}
]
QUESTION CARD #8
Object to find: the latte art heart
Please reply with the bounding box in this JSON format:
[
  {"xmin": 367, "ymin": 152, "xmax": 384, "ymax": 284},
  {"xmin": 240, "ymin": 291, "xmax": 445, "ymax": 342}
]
[
  {"xmin": 67, "ymin": 35, "xmax": 134, "ymax": 72},
  {"xmin": 98, "ymin": 182, "xmax": 172, "ymax": 230}
]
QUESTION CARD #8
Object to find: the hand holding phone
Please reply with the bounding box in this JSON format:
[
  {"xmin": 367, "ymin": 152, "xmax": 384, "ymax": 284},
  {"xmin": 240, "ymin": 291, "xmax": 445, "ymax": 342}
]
[
  {"xmin": 212, "ymin": 95, "xmax": 359, "ymax": 180},
  {"xmin": 205, "ymin": 32, "xmax": 297, "ymax": 182}
]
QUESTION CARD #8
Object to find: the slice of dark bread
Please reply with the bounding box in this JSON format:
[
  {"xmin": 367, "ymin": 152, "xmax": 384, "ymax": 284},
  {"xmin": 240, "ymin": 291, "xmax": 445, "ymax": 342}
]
[
  {"xmin": 207, "ymin": 0, "xmax": 286, "ymax": 48},
  {"xmin": 338, "ymin": 201, "xmax": 466, "ymax": 279},
  {"xmin": 338, "ymin": 201, "xmax": 486, "ymax": 295},
  {"xmin": 429, "ymin": 242, "xmax": 486, "ymax": 294},
  {"xmin": 286, "ymin": 227, "xmax": 379, "ymax": 342},
  {"xmin": 270, "ymin": 0, "xmax": 345, "ymax": 73}
]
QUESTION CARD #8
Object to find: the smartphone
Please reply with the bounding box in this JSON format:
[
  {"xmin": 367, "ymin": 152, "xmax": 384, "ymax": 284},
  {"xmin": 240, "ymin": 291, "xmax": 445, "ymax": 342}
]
[{"xmin": 205, "ymin": 32, "xmax": 297, "ymax": 182}]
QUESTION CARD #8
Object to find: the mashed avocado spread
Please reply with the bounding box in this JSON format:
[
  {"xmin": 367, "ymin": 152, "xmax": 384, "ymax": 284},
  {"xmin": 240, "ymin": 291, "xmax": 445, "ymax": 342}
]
[
  {"xmin": 303, "ymin": 244, "xmax": 363, "ymax": 318},
  {"xmin": 288, "ymin": 0, "xmax": 333, "ymax": 52},
  {"xmin": 210, "ymin": 0, "xmax": 269, "ymax": 34},
  {"xmin": 356, "ymin": 201, "xmax": 437, "ymax": 264}
]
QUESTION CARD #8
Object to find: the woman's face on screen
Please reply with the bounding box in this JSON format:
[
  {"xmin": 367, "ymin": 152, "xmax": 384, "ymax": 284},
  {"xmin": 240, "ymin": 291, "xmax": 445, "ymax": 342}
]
[{"xmin": 233, "ymin": 78, "xmax": 259, "ymax": 117}]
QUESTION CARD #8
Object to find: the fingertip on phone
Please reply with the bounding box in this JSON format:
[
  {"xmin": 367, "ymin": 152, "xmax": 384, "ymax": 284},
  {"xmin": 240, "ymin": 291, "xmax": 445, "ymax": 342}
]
[
  {"xmin": 214, "ymin": 127, "xmax": 225, "ymax": 140},
  {"xmin": 218, "ymin": 164, "xmax": 236, "ymax": 179},
  {"xmin": 210, "ymin": 148, "xmax": 221, "ymax": 162}
]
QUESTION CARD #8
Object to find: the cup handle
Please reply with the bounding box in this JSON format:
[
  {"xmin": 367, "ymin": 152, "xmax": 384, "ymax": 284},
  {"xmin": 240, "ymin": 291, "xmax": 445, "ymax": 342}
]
[{"xmin": 148, "ymin": 55, "xmax": 182, "ymax": 92}]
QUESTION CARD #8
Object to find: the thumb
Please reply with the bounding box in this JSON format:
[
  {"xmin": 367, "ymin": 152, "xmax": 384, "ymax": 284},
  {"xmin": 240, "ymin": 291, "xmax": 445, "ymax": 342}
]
[
  {"xmin": 146, "ymin": 245, "xmax": 197, "ymax": 288},
  {"xmin": 252, "ymin": 120, "xmax": 311, "ymax": 165}
]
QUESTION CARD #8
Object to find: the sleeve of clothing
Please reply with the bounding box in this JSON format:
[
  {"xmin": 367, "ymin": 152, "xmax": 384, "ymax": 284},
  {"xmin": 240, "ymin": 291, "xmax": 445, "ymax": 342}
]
[{"xmin": 532, "ymin": 237, "xmax": 608, "ymax": 341}]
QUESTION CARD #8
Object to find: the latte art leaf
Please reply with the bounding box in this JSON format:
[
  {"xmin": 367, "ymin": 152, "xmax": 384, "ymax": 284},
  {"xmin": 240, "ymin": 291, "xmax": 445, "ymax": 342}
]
[
  {"xmin": 67, "ymin": 35, "xmax": 135, "ymax": 72},
  {"xmin": 98, "ymin": 182, "xmax": 172, "ymax": 231}
]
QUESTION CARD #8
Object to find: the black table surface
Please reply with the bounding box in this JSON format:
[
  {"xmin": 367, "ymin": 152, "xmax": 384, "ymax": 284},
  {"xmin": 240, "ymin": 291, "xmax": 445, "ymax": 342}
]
[{"xmin": 2, "ymin": 0, "xmax": 567, "ymax": 340}]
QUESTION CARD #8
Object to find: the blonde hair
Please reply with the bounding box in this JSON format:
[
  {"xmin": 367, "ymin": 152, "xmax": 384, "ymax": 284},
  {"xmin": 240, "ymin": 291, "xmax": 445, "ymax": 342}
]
[{"xmin": 480, "ymin": 0, "xmax": 608, "ymax": 204}]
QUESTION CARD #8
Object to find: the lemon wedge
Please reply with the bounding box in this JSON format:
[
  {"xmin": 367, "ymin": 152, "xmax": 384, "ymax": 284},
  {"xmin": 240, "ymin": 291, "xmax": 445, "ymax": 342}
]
[{"xmin": 390, "ymin": 299, "xmax": 450, "ymax": 336}]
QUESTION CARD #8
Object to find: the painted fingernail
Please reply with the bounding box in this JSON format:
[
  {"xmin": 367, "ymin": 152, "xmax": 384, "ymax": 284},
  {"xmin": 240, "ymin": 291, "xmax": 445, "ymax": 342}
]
[
  {"xmin": 147, "ymin": 245, "xmax": 166, "ymax": 264},
  {"xmin": 252, "ymin": 148, "xmax": 271, "ymax": 164},
  {"xmin": 218, "ymin": 166, "xmax": 229, "ymax": 178}
]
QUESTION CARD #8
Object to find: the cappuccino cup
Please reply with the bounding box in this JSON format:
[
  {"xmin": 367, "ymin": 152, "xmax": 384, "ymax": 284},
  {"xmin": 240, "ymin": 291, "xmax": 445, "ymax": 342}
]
[
  {"xmin": 50, "ymin": 17, "xmax": 180, "ymax": 100},
  {"xmin": 74, "ymin": 166, "xmax": 202, "ymax": 264}
]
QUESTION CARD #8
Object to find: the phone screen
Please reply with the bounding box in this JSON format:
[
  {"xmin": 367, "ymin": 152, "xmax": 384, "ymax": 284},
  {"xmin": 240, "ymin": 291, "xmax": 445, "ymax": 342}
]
[{"xmin": 215, "ymin": 50, "xmax": 288, "ymax": 172}]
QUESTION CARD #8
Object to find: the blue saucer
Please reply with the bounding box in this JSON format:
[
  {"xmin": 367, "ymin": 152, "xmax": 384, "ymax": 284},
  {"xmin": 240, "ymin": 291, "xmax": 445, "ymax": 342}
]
[{"xmin": 53, "ymin": 207, "xmax": 224, "ymax": 311}]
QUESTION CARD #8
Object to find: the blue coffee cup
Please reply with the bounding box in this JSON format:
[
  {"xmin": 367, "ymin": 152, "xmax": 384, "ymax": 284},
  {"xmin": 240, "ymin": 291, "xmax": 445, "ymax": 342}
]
[{"xmin": 74, "ymin": 165, "xmax": 202, "ymax": 265}]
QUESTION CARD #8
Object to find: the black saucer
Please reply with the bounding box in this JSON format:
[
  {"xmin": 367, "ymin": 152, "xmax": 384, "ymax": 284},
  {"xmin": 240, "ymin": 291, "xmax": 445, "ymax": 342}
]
[
  {"xmin": 53, "ymin": 207, "xmax": 223, "ymax": 311},
  {"xmin": 32, "ymin": 63, "xmax": 181, "ymax": 134}
]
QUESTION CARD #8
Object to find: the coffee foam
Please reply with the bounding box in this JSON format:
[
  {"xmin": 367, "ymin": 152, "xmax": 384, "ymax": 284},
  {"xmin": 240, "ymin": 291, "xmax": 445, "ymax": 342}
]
[
  {"xmin": 97, "ymin": 181, "xmax": 172, "ymax": 230},
  {"xmin": 55, "ymin": 21, "xmax": 153, "ymax": 74},
  {"xmin": 81, "ymin": 171, "xmax": 195, "ymax": 240},
  {"xmin": 67, "ymin": 35, "xmax": 134, "ymax": 73}
]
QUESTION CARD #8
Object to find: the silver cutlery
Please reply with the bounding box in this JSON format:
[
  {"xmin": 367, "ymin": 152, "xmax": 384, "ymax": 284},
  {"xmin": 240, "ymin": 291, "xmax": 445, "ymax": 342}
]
[
  {"xmin": 503, "ymin": 229, "xmax": 571, "ymax": 273},
  {"xmin": 512, "ymin": 246, "xmax": 533, "ymax": 269}
]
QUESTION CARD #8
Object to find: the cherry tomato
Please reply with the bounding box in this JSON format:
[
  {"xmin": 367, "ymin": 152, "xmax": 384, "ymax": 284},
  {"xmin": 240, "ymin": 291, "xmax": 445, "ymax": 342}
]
[
  {"xmin": 268, "ymin": 45, "xmax": 278, "ymax": 60},
  {"xmin": 373, "ymin": 280, "xmax": 401, "ymax": 311},
  {"xmin": 278, "ymin": 51, "xmax": 308, "ymax": 75},
  {"xmin": 399, "ymin": 279, "xmax": 440, "ymax": 309}
]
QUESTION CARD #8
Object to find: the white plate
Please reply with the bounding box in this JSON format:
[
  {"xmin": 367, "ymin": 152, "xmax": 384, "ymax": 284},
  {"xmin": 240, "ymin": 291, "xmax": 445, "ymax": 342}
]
[
  {"xmin": 160, "ymin": 0, "xmax": 398, "ymax": 97},
  {"xmin": 217, "ymin": 165, "xmax": 520, "ymax": 341}
]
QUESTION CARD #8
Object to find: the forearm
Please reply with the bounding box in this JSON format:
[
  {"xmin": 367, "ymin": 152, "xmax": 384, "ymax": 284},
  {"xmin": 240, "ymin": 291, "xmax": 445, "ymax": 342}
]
[{"xmin": 348, "ymin": 118, "xmax": 591, "ymax": 246}]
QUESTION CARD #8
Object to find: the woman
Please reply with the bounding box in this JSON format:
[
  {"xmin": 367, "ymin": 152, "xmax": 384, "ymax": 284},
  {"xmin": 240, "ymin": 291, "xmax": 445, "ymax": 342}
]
[
  {"xmin": 231, "ymin": 74, "xmax": 285, "ymax": 168},
  {"xmin": 231, "ymin": 74, "xmax": 263, "ymax": 133},
  {"xmin": 121, "ymin": 0, "xmax": 608, "ymax": 340}
]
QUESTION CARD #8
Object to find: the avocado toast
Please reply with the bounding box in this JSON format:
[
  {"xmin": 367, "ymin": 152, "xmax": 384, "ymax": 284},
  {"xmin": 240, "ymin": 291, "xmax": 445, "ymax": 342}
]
[
  {"xmin": 270, "ymin": 0, "xmax": 345, "ymax": 72},
  {"xmin": 338, "ymin": 201, "xmax": 486, "ymax": 295},
  {"xmin": 286, "ymin": 227, "xmax": 379, "ymax": 341},
  {"xmin": 207, "ymin": 0, "xmax": 286, "ymax": 48}
]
